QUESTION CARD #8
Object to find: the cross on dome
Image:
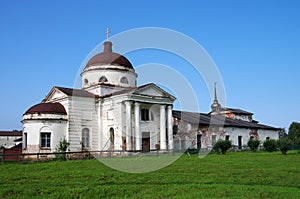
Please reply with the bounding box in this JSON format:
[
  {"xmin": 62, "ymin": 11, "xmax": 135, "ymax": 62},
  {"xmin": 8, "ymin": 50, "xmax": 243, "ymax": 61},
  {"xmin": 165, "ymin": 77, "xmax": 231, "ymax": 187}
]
[{"xmin": 106, "ymin": 28, "xmax": 110, "ymax": 40}]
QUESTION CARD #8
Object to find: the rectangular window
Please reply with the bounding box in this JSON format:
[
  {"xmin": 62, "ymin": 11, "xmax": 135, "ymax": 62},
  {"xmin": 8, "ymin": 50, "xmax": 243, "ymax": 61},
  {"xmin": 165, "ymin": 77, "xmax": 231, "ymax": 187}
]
[
  {"xmin": 24, "ymin": 133, "xmax": 27, "ymax": 149},
  {"xmin": 41, "ymin": 132, "xmax": 51, "ymax": 148},
  {"xmin": 212, "ymin": 135, "xmax": 216, "ymax": 146},
  {"xmin": 141, "ymin": 109, "xmax": 150, "ymax": 121},
  {"xmin": 225, "ymin": 135, "xmax": 230, "ymax": 141}
]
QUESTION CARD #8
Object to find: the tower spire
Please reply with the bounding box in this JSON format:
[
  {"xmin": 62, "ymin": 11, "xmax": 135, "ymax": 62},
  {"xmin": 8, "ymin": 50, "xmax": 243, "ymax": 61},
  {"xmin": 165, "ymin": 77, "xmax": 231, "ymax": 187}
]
[
  {"xmin": 214, "ymin": 82, "xmax": 218, "ymax": 101},
  {"xmin": 211, "ymin": 82, "xmax": 221, "ymax": 113}
]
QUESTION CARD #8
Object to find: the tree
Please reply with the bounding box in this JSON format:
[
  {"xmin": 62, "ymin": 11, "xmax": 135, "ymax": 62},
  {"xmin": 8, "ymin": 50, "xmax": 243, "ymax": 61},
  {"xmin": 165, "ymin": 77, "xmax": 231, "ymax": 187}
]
[
  {"xmin": 55, "ymin": 137, "xmax": 70, "ymax": 160},
  {"xmin": 213, "ymin": 140, "xmax": 232, "ymax": 154},
  {"xmin": 276, "ymin": 137, "xmax": 292, "ymax": 155},
  {"xmin": 288, "ymin": 122, "xmax": 300, "ymax": 142},
  {"xmin": 294, "ymin": 137, "xmax": 300, "ymax": 154},
  {"xmin": 247, "ymin": 139, "xmax": 260, "ymax": 152},
  {"xmin": 263, "ymin": 139, "xmax": 277, "ymax": 152}
]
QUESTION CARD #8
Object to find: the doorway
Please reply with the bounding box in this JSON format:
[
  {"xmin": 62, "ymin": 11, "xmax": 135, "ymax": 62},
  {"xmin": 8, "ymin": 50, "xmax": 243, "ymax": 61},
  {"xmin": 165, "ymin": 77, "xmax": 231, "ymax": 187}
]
[
  {"xmin": 238, "ymin": 136, "xmax": 242, "ymax": 150},
  {"xmin": 142, "ymin": 132, "xmax": 150, "ymax": 151},
  {"xmin": 197, "ymin": 134, "xmax": 202, "ymax": 149}
]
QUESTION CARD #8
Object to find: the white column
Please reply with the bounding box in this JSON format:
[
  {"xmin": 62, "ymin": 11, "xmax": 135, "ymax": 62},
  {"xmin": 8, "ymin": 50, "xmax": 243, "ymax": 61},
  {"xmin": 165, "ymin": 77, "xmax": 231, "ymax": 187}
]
[
  {"xmin": 125, "ymin": 101, "xmax": 132, "ymax": 150},
  {"xmin": 134, "ymin": 102, "xmax": 141, "ymax": 150},
  {"xmin": 160, "ymin": 105, "xmax": 166, "ymax": 150},
  {"xmin": 167, "ymin": 105, "xmax": 173, "ymax": 150}
]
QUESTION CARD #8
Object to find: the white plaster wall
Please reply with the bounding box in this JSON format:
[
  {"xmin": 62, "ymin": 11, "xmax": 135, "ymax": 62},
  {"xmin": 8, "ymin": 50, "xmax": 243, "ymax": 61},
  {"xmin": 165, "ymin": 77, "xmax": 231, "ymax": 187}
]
[
  {"xmin": 67, "ymin": 96, "xmax": 98, "ymax": 151},
  {"xmin": 23, "ymin": 120, "xmax": 67, "ymax": 153},
  {"xmin": 82, "ymin": 68, "xmax": 137, "ymax": 90},
  {"xmin": 173, "ymin": 118, "xmax": 280, "ymax": 149},
  {"xmin": 0, "ymin": 136, "xmax": 21, "ymax": 148},
  {"xmin": 258, "ymin": 129, "xmax": 279, "ymax": 142}
]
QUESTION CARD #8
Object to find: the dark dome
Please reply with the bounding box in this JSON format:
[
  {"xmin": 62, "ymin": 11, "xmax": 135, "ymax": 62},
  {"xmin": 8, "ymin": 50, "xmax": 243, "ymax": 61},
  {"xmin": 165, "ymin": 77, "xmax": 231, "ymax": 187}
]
[
  {"xmin": 85, "ymin": 41, "xmax": 133, "ymax": 69},
  {"xmin": 24, "ymin": 102, "xmax": 67, "ymax": 115}
]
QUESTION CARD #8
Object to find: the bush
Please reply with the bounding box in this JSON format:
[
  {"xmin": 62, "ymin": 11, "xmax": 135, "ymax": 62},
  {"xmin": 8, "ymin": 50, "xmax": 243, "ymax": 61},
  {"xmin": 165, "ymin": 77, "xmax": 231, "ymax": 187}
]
[
  {"xmin": 263, "ymin": 139, "xmax": 277, "ymax": 152},
  {"xmin": 213, "ymin": 140, "xmax": 232, "ymax": 154},
  {"xmin": 276, "ymin": 137, "xmax": 292, "ymax": 155},
  {"xmin": 247, "ymin": 139, "xmax": 260, "ymax": 152},
  {"xmin": 55, "ymin": 138, "xmax": 70, "ymax": 161}
]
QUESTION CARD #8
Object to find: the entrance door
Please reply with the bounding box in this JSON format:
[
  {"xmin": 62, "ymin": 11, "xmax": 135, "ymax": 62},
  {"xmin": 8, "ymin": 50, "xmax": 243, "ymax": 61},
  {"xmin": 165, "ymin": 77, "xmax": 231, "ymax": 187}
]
[
  {"xmin": 142, "ymin": 132, "xmax": 150, "ymax": 151},
  {"xmin": 238, "ymin": 136, "xmax": 242, "ymax": 150},
  {"xmin": 197, "ymin": 134, "xmax": 202, "ymax": 149}
]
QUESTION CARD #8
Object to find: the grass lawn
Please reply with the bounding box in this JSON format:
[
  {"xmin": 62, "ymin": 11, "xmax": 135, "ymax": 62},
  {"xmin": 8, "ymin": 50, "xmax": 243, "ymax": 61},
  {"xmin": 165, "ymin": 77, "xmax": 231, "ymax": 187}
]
[{"xmin": 1, "ymin": 151, "xmax": 300, "ymax": 198}]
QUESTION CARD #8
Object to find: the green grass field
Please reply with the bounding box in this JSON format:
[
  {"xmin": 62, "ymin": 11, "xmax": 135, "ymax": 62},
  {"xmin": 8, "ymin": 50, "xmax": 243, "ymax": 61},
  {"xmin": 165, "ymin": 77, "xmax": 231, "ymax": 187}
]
[{"xmin": 1, "ymin": 151, "xmax": 300, "ymax": 198}]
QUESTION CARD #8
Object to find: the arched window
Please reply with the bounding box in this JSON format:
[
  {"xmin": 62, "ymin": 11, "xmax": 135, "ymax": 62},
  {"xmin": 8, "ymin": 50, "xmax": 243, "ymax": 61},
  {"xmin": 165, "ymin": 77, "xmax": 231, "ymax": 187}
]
[
  {"xmin": 109, "ymin": 127, "xmax": 114, "ymax": 149},
  {"xmin": 82, "ymin": 128, "xmax": 90, "ymax": 148},
  {"xmin": 99, "ymin": 76, "xmax": 108, "ymax": 83},
  {"xmin": 120, "ymin": 76, "xmax": 129, "ymax": 84},
  {"xmin": 40, "ymin": 126, "xmax": 51, "ymax": 149}
]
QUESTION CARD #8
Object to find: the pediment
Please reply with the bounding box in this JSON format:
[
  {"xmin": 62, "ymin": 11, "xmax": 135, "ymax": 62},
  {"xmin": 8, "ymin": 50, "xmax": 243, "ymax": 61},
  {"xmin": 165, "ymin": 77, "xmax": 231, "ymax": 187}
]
[
  {"xmin": 43, "ymin": 87, "xmax": 68, "ymax": 102},
  {"xmin": 133, "ymin": 83, "xmax": 175, "ymax": 99}
]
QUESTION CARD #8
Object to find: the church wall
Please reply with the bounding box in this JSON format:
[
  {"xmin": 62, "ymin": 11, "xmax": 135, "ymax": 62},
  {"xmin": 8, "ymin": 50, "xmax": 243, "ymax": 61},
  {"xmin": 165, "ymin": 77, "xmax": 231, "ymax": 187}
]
[
  {"xmin": 173, "ymin": 117, "xmax": 280, "ymax": 150},
  {"xmin": 23, "ymin": 119, "xmax": 67, "ymax": 153},
  {"xmin": 257, "ymin": 129, "xmax": 279, "ymax": 142},
  {"xmin": 139, "ymin": 104, "xmax": 160, "ymax": 150},
  {"xmin": 67, "ymin": 96, "xmax": 98, "ymax": 152},
  {"xmin": 99, "ymin": 95, "xmax": 128, "ymax": 151},
  {"xmin": 82, "ymin": 69, "xmax": 136, "ymax": 90}
]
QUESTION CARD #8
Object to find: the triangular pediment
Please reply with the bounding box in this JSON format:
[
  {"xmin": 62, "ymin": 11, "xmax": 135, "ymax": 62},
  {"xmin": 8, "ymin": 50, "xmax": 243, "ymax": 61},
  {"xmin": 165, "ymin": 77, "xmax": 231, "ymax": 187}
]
[
  {"xmin": 133, "ymin": 83, "xmax": 175, "ymax": 99},
  {"xmin": 43, "ymin": 87, "xmax": 68, "ymax": 102}
]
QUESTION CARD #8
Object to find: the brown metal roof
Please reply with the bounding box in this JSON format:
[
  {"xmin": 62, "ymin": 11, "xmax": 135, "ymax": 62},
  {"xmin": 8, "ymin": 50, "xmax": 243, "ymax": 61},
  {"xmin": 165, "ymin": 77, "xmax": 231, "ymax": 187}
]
[
  {"xmin": 55, "ymin": 87, "xmax": 97, "ymax": 98},
  {"xmin": 85, "ymin": 41, "xmax": 133, "ymax": 69},
  {"xmin": 24, "ymin": 102, "xmax": 67, "ymax": 115},
  {"xmin": 173, "ymin": 110, "xmax": 280, "ymax": 130},
  {"xmin": 220, "ymin": 107, "xmax": 253, "ymax": 115},
  {"xmin": 0, "ymin": 131, "xmax": 22, "ymax": 136}
]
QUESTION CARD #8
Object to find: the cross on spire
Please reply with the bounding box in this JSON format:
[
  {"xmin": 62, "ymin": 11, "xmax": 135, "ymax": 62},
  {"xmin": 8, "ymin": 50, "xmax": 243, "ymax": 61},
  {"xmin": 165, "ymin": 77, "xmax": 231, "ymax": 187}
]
[{"xmin": 106, "ymin": 28, "xmax": 110, "ymax": 40}]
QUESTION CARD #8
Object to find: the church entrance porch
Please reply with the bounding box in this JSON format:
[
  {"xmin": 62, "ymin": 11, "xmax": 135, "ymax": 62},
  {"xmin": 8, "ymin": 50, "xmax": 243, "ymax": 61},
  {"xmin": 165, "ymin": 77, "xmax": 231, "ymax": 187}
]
[{"xmin": 142, "ymin": 132, "xmax": 150, "ymax": 151}]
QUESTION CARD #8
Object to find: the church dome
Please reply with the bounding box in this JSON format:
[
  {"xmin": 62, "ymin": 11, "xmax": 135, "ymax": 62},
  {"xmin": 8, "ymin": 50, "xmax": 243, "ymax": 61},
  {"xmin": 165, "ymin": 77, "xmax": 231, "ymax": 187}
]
[
  {"xmin": 24, "ymin": 102, "xmax": 67, "ymax": 115},
  {"xmin": 85, "ymin": 41, "xmax": 133, "ymax": 69}
]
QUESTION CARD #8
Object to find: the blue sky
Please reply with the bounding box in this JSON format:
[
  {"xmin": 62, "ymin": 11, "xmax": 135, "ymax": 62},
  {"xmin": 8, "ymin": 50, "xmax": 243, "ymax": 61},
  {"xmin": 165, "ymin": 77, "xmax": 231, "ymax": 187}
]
[{"xmin": 0, "ymin": 0, "xmax": 299, "ymax": 131}]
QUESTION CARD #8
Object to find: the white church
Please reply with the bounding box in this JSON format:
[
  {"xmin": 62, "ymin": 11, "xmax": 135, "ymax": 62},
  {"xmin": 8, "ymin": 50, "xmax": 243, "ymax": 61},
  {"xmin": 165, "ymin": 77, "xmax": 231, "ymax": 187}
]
[
  {"xmin": 22, "ymin": 40, "xmax": 175, "ymax": 153},
  {"xmin": 22, "ymin": 36, "xmax": 280, "ymax": 154}
]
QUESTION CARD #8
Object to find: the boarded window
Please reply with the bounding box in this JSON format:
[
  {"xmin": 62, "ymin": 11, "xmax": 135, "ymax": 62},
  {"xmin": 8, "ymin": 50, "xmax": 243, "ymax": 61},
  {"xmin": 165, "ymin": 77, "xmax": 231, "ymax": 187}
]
[
  {"xmin": 212, "ymin": 135, "xmax": 217, "ymax": 146},
  {"xmin": 23, "ymin": 133, "xmax": 27, "ymax": 149},
  {"xmin": 82, "ymin": 128, "xmax": 90, "ymax": 148}
]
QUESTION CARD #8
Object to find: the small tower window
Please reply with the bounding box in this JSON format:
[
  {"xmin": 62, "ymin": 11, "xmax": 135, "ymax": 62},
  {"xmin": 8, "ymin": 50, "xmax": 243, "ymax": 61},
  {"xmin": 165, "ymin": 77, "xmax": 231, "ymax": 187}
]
[
  {"xmin": 84, "ymin": 79, "xmax": 89, "ymax": 85},
  {"xmin": 120, "ymin": 77, "xmax": 129, "ymax": 84},
  {"xmin": 99, "ymin": 76, "xmax": 108, "ymax": 83}
]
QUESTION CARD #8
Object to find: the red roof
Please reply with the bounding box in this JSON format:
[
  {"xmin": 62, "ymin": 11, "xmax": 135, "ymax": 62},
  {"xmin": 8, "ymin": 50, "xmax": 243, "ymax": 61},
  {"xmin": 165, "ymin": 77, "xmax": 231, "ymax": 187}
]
[
  {"xmin": 85, "ymin": 41, "xmax": 133, "ymax": 69},
  {"xmin": 55, "ymin": 87, "xmax": 97, "ymax": 98},
  {"xmin": 24, "ymin": 102, "xmax": 67, "ymax": 115},
  {"xmin": 0, "ymin": 131, "xmax": 22, "ymax": 136}
]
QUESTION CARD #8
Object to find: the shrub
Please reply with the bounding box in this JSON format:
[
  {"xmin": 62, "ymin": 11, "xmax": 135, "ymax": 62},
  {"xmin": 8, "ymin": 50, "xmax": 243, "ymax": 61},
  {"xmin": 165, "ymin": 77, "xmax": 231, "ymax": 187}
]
[
  {"xmin": 276, "ymin": 137, "xmax": 292, "ymax": 155},
  {"xmin": 55, "ymin": 138, "xmax": 70, "ymax": 161},
  {"xmin": 263, "ymin": 139, "xmax": 277, "ymax": 152},
  {"xmin": 213, "ymin": 140, "xmax": 232, "ymax": 154},
  {"xmin": 247, "ymin": 139, "xmax": 260, "ymax": 152}
]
